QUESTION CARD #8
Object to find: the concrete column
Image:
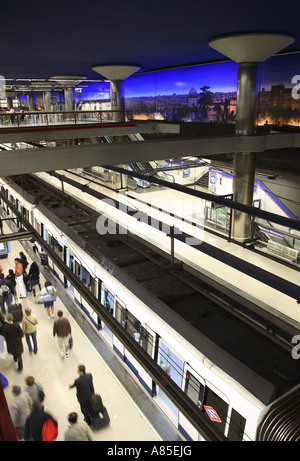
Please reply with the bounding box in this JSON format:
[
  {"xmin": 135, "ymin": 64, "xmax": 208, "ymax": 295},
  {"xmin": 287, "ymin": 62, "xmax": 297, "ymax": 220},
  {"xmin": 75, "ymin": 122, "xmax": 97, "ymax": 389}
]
[
  {"xmin": 92, "ymin": 65, "xmax": 140, "ymax": 123},
  {"xmin": 64, "ymin": 87, "xmax": 74, "ymax": 112},
  {"xmin": 50, "ymin": 76, "xmax": 86, "ymax": 112},
  {"xmin": 91, "ymin": 65, "xmax": 140, "ymax": 190},
  {"xmin": 209, "ymin": 33, "xmax": 294, "ymax": 242},
  {"xmin": 28, "ymin": 93, "xmax": 34, "ymax": 111},
  {"xmin": 6, "ymin": 97, "xmax": 13, "ymax": 110},
  {"xmin": 110, "ymin": 79, "xmax": 124, "ymax": 122},
  {"xmin": 43, "ymin": 90, "xmax": 51, "ymax": 112},
  {"xmin": 231, "ymin": 62, "xmax": 261, "ymax": 241}
]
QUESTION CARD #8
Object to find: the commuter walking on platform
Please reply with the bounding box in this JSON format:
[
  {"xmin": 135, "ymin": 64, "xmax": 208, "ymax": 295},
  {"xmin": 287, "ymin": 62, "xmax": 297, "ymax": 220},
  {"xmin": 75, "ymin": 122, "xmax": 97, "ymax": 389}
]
[
  {"xmin": 64, "ymin": 412, "xmax": 93, "ymax": 441},
  {"xmin": 14, "ymin": 258, "xmax": 27, "ymax": 298},
  {"xmin": 40, "ymin": 281, "xmax": 57, "ymax": 319},
  {"xmin": 9, "ymin": 385, "xmax": 32, "ymax": 440},
  {"xmin": 53, "ymin": 310, "xmax": 72, "ymax": 358},
  {"xmin": 22, "ymin": 307, "xmax": 39, "ymax": 354},
  {"xmin": 24, "ymin": 401, "xmax": 58, "ymax": 441},
  {"xmin": 25, "ymin": 376, "xmax": 45, "ymax": 405},
  {"xmin": 19, "ymin": 252, "xmax": 29, "ymax": 274},
  {"xmin": 2, "ymin": 313, "xmax": 24, "ymax": 372},
  {"xmin": 69, "ymin": 365, "xmax": 95, "ymax": 426},
  {"xmin": 6, "ymin": 269, "xmax": 16, "ymax": 288},
  {"xmin": 0, "ymin": 272, "xmax": 17, "ymax": 313},
  {"xmin": 28, "ymin": 261, "xmax": 41, "ymax": 297}
]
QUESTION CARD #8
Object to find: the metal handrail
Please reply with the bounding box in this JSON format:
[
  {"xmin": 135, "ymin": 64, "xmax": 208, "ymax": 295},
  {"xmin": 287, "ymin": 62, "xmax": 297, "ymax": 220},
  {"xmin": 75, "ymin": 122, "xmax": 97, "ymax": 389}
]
[{"xmin": 0, "ymin": 109, "xmax": 133, "ymax": 128}]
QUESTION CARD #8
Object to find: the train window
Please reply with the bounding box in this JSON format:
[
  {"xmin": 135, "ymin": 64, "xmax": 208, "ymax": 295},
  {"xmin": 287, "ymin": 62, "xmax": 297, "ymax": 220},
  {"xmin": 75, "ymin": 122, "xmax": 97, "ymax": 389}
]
[
  {"xmin": 100, "ymin": 285, "xmax": 114, "ymax": 315},
  {"xmin": 80, "ymin": 266, "xmax": 97, "ymax": 296},
  {"xmin": 23, "ymin": 207, "xmax": 29, "ymax": 221},
  {"xmin": 52, "ymin": 238, "xmax": 63, "ymax": 259},
  {"xmin": 125, "ymin": 310, "xmax": 141, "ymax": 342},
  {"xmin": 116, "ymin": 305, "xmax": 154, "ymax": 356},
  {"xmin": 74, "ymin": 260, "xmax": 81, "ymax": 278},
  {"xmin": 140, "ymin": 326, "xmax": 154, "ymax": 357},
  {"xmin": 115, "ymin": 298, "xmax": 126, "ymax": 326},
  {"xmin": 47, "ymin": 231, "xmax": 52, "ymax": 246},
  {"xmin": 68, "ymin": 253, "xmax": 74, "ymax": 271},
  {"xmin": 158, "ymin": 341, "xmax": 184, "ymax": 388},
  {"xmin": 34, "ymin": 218, "xmax": 41, "ymax": 235},
  {"xmin": 42, "ymin": 225, "xmax": 48, "ymax": 242},
  {"xmin": 88, "ymin": 276, "xmax": 97, "ymax": 297},
  {"xmin": 185, "ymin": 371, "xmax": 205, "ymax": 408},
  {"xmin": 227, "ymin": 408, "xmax": 246, "ymax": 441}
]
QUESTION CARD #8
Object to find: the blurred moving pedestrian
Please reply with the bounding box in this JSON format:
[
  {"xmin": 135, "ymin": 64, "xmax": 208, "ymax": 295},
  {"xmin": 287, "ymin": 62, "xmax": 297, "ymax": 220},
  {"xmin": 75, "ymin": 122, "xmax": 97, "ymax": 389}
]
[
  {"xmin": 14, "ymin": 258, "xmax": 27, "ymax": 298},
  {"xmin": 2, "ymin": 313, "xmax": 24, "ymax": 372},
  {"xmin": 22, "ymin": 307, "xmax": 39, "ymax": 354},
  {"xmin": 64, "ymin": 412, "xmax": 93, "ymax": 441},
  {"xmin": 28, "ymin": 261, "xmax": 41, "ymax": 297},
  {"xmin": 0, "ymin": 273, "xmax": 17, "ymax": 314},
  {"xmin": 69, "ymin": 365, "xmax": 95, "ymax": 426},
  {"xmin": 24, "ymin": 401, "xmax": 58, "ymax": 441},
  {"xmin": 9, "ymin": 385, "xmax": 32, "ymax": 439},
  {"xmin": 25, "ymin": 376, "xmax": 45, "ymax": 405},
  {"xmin": 40, "ymin": 281, "xmax": 57, "ymax": 319},
  {"xmin": 53, "ymin": 310, "xmax": 72, "ymax": 358},
  {"xmin": 19, "ymin": 252, "xmax": 29, "ymax": 274}
]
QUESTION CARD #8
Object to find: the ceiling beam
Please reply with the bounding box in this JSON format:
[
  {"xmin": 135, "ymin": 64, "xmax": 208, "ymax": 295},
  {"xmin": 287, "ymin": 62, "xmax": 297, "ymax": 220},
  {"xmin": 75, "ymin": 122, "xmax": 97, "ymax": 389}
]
[{"xmin": 0, "ymin": 133, "xmax": 299, "ymax": 176}]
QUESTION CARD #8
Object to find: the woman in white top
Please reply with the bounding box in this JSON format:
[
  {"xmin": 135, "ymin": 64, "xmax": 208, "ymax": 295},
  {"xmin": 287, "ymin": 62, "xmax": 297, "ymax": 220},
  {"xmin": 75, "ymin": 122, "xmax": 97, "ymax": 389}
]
[{"xmin": 40, "ymin": 281, "xmax": 57, "ymax": 319}]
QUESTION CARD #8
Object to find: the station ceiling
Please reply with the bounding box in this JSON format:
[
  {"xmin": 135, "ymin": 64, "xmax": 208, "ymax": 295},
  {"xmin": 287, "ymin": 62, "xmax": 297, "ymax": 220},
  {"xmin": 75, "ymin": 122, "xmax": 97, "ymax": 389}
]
[{"xmin": 2, "ymin": 0, "xmax": 300, "ymax": 81}]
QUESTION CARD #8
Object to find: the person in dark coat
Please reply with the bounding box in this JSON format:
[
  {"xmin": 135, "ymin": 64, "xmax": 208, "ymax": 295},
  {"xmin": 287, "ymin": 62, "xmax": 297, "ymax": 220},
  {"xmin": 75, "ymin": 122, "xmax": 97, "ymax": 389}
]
[
  {"xmin": 28, "ymin": 261, "xmax": 41, "ymax": 297},
  {"xmin": 24, "ymin": 401, "xmax": 58, "ymax": 441},
  {"xmin": 0, "ymin": 273, "xmax": 17, "ymax": 313},
  {"xmin": 19, "ymin": 252, "xmax": 29, "ymax": 274},
  {"xmin": 5, "ymin": 269, "xmax": 16, "ymax": 288},
  {"xmin": 69, "ymin": 365, "xmax": 95, "ymax": 426},
  {"xmin": 2, "ymin": 313, "xmax": 24, "ymax": 372}
]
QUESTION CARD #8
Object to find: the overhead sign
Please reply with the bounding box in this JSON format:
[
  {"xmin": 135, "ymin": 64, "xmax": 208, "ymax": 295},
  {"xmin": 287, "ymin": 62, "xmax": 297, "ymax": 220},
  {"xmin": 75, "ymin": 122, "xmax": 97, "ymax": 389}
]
[{"xmin": 204, "ymin": 406, "xmax": 222, "ymax": 423}]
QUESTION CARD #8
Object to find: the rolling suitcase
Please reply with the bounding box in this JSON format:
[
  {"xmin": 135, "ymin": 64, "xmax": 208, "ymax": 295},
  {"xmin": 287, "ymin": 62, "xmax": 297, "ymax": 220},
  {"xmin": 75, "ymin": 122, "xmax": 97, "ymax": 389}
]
[
  {"xmin": 8, "ymin": 303, "xmax": 23, "ymax": 322},
  {"xmin": 88, "ymin": 394, "xmax": 110, "ymax": 430}
]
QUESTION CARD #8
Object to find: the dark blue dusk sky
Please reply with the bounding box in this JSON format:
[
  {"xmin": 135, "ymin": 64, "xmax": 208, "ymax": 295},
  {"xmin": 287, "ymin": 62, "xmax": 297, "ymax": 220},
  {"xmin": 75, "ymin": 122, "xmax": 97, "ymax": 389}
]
[
  {"xmin": 123, "ymin": 61, "xmax": 239, "ymax": 98},
  {"xmin": 122, "ymin": 53, "xmax": 300, "ymax": 98}
]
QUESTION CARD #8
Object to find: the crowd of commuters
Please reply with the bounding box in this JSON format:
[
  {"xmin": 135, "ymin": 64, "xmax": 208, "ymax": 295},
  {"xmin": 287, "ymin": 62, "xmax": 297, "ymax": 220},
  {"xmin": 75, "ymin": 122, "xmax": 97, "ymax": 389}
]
[{"xmin": 0, "ymin": 249, "xmax": 96, "ymax": 441}]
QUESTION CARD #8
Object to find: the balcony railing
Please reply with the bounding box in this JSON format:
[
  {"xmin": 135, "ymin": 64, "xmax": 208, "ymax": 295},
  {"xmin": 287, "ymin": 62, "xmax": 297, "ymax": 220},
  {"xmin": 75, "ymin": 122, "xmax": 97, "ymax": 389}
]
[{"xmin": 0, "ymin": 109, "xmax": 133, "ymax": 129}]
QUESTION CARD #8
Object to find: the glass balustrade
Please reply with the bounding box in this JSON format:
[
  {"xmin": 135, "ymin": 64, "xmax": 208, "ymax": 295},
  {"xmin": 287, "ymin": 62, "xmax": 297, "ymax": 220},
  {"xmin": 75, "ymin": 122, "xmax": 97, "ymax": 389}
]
[{"xmin": 0, "ymin": 110, "xmax": 132, "ymax": 128}]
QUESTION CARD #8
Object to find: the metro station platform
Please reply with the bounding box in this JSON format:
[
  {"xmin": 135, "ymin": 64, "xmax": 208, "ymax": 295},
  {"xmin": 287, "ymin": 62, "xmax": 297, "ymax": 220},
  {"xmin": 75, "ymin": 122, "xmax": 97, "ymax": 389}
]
[
  {"xmin": 0, "ymin": 221, "xmax": 182, "ymax": 442},
  {"xmin": 36, "ymin": 170, "xmax": 300, "ymax": 330}
]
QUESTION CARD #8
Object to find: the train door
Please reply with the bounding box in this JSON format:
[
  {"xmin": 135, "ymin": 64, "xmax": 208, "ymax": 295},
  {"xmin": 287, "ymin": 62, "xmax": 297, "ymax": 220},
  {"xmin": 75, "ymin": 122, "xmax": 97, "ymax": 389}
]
[
  {"xmin": 113, "ymin": 296, "xmax": 126, "ymax": 358},
  {"xmin": 64, "ymin": 248, "xmax": 74, "ymax": 292},
  {"xmin": 180, "ymin": 364, "xmax": 206, "ymax": 440},
  {"xmin": 99, "ymin": 283, "xmax": 114, "ymax": 346},
  {"xmin": 182, "ymin": 364, "xmax": 231, "ymax": 440},
  {"xmin": 51, "ymin": 237, "xmax": 65, "ymax": 284},
  {"xmin": 79, "ymin": 266, "xmax": 100, "ymax": 326},
  {"xmin": 154, "ymin": 338, "xmax": 185, "ymax": 427}
]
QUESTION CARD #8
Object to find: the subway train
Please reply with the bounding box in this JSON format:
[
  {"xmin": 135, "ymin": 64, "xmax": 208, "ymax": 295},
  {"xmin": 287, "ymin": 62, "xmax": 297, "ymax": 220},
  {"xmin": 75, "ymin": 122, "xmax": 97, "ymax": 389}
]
[{"xmin": 0, "ymin": 175, "xmax": 299, "ymax": 442}]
